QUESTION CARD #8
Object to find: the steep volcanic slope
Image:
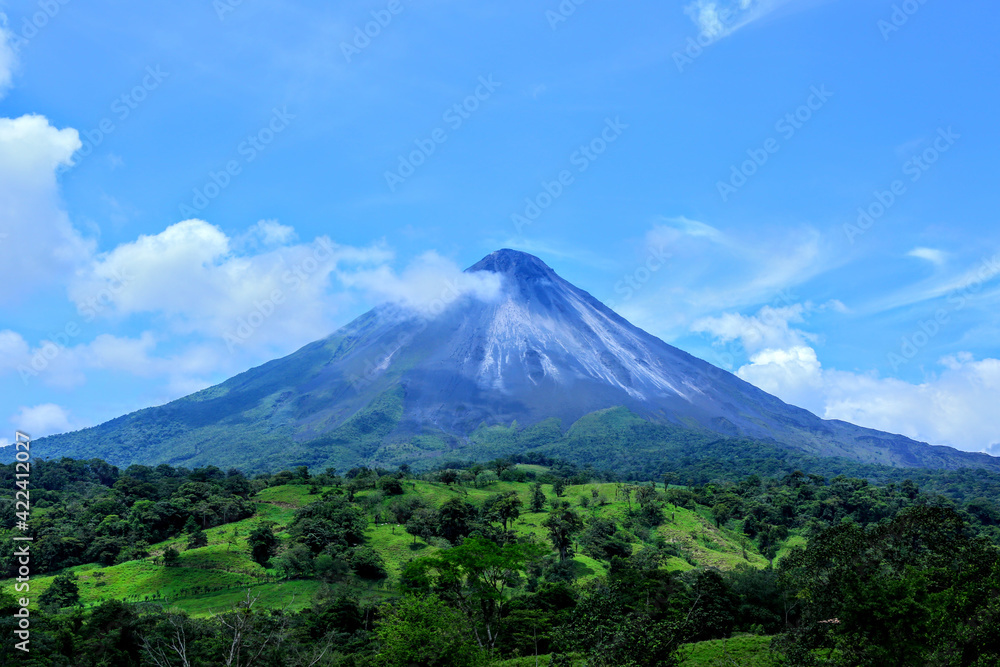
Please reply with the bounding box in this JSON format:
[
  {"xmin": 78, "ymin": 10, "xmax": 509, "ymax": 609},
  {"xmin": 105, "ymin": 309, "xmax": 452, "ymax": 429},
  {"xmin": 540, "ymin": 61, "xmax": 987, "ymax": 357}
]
[{"xmin": 32, "ymin": 249, "xmax": 1000, "ymax": 473}]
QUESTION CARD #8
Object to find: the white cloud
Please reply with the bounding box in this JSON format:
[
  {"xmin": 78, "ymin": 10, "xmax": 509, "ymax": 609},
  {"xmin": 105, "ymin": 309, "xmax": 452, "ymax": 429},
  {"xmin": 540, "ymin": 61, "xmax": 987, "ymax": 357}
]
[
  {"xmin": 250, "ymin": 219, "xmax": 297, "ymax": 246},
  {"xmin": 0, "ymin": 329, "xmax": 30, "ymax": 369},
  {"xmin": 10, "ymin": 403, "xmax": 76, "ymax": 438},
  {"xmin": 617, "ymin": 218, "xmax": 831, "ymax": 337},
  {"xmin": 696, "ymin": 306, "xmax": 1000, "ymax": 453},
  {"xmin": 864, "ymin": 250, "xmax": 1000, "ymax": 315},
  {"xmin": 692, "ymin": 304, "xmax": 813, "ymax": 353},
  {"xmin": 683, "ymin": 0, "xmax": 800, "ymax": 41},
  {"xmin": 0, "ymin": 114, "xmax": 92, "ymax": 301},
  {"xmin": 338, "ymin": 250, "xmax": 503, "ymax": 316},
  {"xmin": 908, "ymin": 247, "xmax": 948, "ymax": 266},
  {"xmin": 69, "ymin": 219, "xmax": 393, "ymax": 350}
]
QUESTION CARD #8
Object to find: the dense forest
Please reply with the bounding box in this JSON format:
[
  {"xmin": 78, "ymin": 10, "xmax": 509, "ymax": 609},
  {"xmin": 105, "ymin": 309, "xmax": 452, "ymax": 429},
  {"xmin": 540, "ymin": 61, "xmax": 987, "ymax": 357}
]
[{"xmin": 1, "ymin": 456, "xmax": 999, "ymax": 665}]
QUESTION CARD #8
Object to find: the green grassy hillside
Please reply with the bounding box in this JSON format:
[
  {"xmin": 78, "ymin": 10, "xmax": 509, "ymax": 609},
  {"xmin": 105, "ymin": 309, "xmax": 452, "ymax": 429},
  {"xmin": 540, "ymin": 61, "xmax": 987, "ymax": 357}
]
[{"xmin": 4, "ymin": 470, "xmax": 775, "ymax": 619}]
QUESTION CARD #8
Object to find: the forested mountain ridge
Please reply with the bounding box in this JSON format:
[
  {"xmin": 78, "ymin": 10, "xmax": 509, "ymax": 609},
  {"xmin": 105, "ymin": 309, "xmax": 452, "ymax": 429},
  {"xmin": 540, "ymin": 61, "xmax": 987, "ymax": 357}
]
[{"xmin": 26, "ymin": 250, "xmax": 1000, "ymax": 477}]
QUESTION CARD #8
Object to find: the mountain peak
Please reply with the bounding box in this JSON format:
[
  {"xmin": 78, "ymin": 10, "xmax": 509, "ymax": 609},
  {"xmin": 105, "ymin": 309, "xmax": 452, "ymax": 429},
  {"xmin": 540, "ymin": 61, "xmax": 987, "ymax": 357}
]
[{"xmin": 466, "ymin": 249, "xmax": 556, "ymax": 281}]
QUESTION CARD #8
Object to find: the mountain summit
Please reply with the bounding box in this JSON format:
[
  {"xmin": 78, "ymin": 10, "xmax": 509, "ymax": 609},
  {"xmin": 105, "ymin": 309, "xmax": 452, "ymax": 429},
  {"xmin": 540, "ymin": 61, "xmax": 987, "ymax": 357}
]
[{"xmin": 34, "ymin": 249, "xmax": 1000, "ymax": 474}]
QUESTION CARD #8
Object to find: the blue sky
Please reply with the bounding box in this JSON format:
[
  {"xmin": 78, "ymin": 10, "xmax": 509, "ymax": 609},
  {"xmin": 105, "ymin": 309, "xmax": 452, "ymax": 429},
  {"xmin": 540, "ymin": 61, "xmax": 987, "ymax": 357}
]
[{"xmin": 1, "ymin": 0, "xmax": 998, "ymax": 454}]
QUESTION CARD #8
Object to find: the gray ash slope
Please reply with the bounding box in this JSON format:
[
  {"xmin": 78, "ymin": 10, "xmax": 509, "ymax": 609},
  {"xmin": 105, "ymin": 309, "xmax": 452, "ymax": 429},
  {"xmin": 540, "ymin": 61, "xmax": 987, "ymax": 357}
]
[{"xmin": 33, "ymin": 249, "xmax": 1000, "ymax": 473}]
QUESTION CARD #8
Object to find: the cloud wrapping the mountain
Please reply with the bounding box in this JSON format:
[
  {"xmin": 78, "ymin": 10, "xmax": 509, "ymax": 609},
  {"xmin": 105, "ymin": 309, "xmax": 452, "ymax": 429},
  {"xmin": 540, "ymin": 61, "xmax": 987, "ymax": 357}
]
[{"xmin": 337, "ymin": 251, "xmax": 504, "ymax": 317}]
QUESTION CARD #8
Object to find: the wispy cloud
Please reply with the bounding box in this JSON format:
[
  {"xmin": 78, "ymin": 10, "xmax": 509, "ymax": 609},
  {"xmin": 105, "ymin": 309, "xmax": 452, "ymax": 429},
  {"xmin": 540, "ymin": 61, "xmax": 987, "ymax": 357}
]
[
  {"xmin": 683, "ymin": 0, "xmax": 803, "ymax": 41},
  {"xmin": 907, "ymin": 247, "xmax": 948, "ymax": 266},
  {"xmin": 0, "ymin": 14, "xmax": 17, "ymax": 98},
  {"xmin": 863, "ymin": 250, "xmax": 1000, "ymax": 314},
  {"xmin": 615, "ymin": 217, "xmax": 835, "ymax": 336}
]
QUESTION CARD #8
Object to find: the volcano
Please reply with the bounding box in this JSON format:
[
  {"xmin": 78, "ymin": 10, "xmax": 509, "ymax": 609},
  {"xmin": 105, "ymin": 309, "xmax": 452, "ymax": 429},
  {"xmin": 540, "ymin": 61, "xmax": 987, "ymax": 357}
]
[{"xmin": 34, "ymin": 249, "xmax": 1000, "ymax": 474}]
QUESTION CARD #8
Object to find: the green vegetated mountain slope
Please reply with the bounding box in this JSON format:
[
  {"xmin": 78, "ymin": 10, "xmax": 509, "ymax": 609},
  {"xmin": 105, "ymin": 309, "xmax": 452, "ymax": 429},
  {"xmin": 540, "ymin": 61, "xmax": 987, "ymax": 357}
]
[
  {"xmin": 3, "ymin": 457, "xmax": 999, "ymax": 666},
  {"xmin": 29, "ymin": 249, "xmax": 1000, "ymax": 476},
  {"xmin": 4, "ymin": 476, "xmax": 766, "ymax": 618}
]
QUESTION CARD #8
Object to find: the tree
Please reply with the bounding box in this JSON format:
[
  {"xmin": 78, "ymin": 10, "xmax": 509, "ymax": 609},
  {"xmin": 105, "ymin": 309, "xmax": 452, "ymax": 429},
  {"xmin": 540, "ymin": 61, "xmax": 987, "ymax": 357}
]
[
  {"xmin": 530, "ymin": 482, "xmax": 547, "ymax": 513},
  {"xmin": 485, "ymin": 491, "xmax": 523, "ymax": 531},
  {"xmin": 273, "ymin": 544, "xmax": 315, "ymax": 579},
  {"xmin": 475, "ymin": 471, "xmax": 499, "ymax": 488},
  {"xmin": 38, "ymin": 571, "xmax": 80, "ymax": 609},
  {"xmin": 778, "ymin": 506, "xmax": 1000, "ymax": 666},
  {"xmin": 439, "ymin": 469, "xmax": 460, "ymax": 486},
  {"xmin": 682, "ymin": 569, "xmax": 738, "ymax": 642},
  {"xmin": 579, "ymin": 517, "xmax": 632, "ymax": 561},
  {"xmin": 437, "ymin": 498, "xmax": 477, "ymax": 544},
  {"xmin": 377, "ymin": 475, "xmax": 404, "ymax": 496},
  {"xmin": 389, "ymin": 495, "xmax": 428, "ymax": 525},
  {"xmin": 247, "ymin": 524, "xmax": 279, "ymax": 566},
  {"xmin": 376, "ymin": 595, "xmax": 483, "ymax": 666},
  {"xmin": 289, "ymin": 496, "xmax": 367, "ymax": 554},
  {"xmin": 543, "ymin": 504, "xmax": 584, "ymax": 561},
  {"xmin": 402, "ymin": 536, "xmax": 546, "ymax": 651},
  {"xmin": 213, "ymin": 590, "xmax": 290, "ymax": 667},
  {"xmin": 405, "ymin": 508, "xmax": 437, "ymax": 546},
  {"xmin": 552, "ymin": 478, "xmax": 566, "ymax": 497},
  {"xmin": 163, "ymin": 547, "xmax": 181, "ymax": 567},
  {"xmin": 187, "ymin": 528, "xmax": 208, "ymax": 550},
  {"xmin": 348, "ymin": 546, "xmax": 388, "ymax": 580}
]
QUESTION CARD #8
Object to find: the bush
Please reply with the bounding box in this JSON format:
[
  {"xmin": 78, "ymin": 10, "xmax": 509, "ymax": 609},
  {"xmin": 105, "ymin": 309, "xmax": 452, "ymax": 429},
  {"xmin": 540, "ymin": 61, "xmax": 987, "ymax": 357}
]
[
  {"xmin": 348, "ymin": 546, "xmax": 388, "ymax": 580},
  {"xmin": 378, "ymin": 476, "xmax": 405, "ymax": 495}
]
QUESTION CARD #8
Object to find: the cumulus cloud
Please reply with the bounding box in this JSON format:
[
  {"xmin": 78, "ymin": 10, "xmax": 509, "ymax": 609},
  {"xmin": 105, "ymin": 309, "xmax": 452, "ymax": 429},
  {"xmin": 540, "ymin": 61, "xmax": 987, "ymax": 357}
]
[
  {"xmin": 10, "ymin": 403, "xmax": 76, "ymax": 438},
  {"xmin": 338, "ymin": 251, "xmax": 503, "ymax": 316},
  {"xmin": 692, "ymin": 304, "xmax": 814, "ymax": 353},
  {"xmin": 0, "ymin": 114, "xmax": 92, "ymax": 301},
  {"xmin": 69, "ymin": 219, "xmax": 393, "ymax": 350},
  {"xmin": 0, "ymin": 328, "xmax": 160, "ymax": 388},
  {"xmin": 697, "ymin": 304, "xmax": 1000, "ymax": 453},
  {"xmin": 740, "ymin": 349, "xmax": 1000, "ymax": 453}
]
